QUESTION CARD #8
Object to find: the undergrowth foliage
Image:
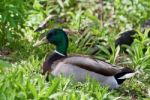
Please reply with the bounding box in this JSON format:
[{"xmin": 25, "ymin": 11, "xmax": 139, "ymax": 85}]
[
  {"xmin": 0, "ymin": 0, "xmax": 150, "ymax": 99},
  {"xmin": 0, "ymin": 57, "xmax": 108, "ymax": 100}
]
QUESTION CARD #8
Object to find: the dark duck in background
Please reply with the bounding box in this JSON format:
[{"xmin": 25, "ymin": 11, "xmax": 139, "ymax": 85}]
[
  {"xmin": 103, "ymin": 19, "xmax": 150, "ymax": 54},
  {"xmin": 33, "ymin": 28, "xmax": 136, "ymax": 89},
  {"xmin": 115, "ymin": 19, "xmax": 150, "ymax": 47}
]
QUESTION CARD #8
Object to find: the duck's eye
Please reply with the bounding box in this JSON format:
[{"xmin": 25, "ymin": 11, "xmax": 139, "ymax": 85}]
[
  {"xmin": 50, "ymin": 33, "xmax": 54, "ymax": 36},
  {"xmin": 47, "ymin": 32, "xmax": 54, "ymax": 40},
  {"xmin": 48, "ymin": 32, "xmax": 54, "ymax": 37},
  {"xmin": 51, "ymin": 31, "xmax": 56, "ymax": 35}
]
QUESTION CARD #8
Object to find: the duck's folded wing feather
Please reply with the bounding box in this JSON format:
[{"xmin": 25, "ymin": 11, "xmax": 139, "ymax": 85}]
[{"xmin": 63, "ymin": 56, "xmax": 122, "ymax": 76}]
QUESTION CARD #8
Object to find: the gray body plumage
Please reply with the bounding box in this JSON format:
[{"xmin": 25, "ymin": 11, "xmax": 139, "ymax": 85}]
[
  {"xmin": 51, "ymin": 57, "xmax": 121, "ymax": 89},
  {"xmin": 51, "ymin": 62, "xmax": 119, "ymax": 89}
]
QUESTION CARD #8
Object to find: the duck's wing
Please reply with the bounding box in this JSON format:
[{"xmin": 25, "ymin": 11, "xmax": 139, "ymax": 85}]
[{"xmin": 62, "ymin": 56, "xmax": 122, "ymax": 76}]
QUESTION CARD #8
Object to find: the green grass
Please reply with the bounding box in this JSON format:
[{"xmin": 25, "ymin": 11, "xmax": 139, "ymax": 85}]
[
  {"xmin": 0, "ymin": 57, "xmax": 109, "ymax": 100},
  {"xmin": 0, "ymin": 31, "xmax": 150, "ymax": 99},
  {"xmin": 1, "ymin": 0, "xmax": 150, "ymax": 99}
]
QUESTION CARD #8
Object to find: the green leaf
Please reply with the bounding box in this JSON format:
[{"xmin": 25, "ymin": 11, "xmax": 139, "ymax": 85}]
[
  {"xmin": 114, "ymin": 46, "xmax": 120, "ymax": 63},
  {"xmin": 57, "ymin": 0, "xmax": 64, "ymax": 8},
  {"xmin": 0, "ymin": 60, "xmax": 12, "ymax": 69},
  {"xmin": 0, "ymin": 93, "xmax": 6, "ymax": 100},
  {"xmin": 27, "ymin": 80, "xmax": 38, "ymax": 99},
  {"xmin": 45, "ymin": 79, "xmax": 59, "ymax": 97},
  {"xmin": 33, "ymin": 0, "xmax": 42, "ymax": 10}
]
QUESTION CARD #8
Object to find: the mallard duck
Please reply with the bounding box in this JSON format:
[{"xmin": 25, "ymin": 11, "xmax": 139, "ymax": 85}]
[{"xmin": 34, "ymin": 28, "xmax": 136, "ymax": 89}]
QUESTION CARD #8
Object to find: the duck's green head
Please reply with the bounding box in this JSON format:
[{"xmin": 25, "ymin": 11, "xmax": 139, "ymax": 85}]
[{"xmin": 34, "ymin": 28, "xmax": 68, "ymax": 55}]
